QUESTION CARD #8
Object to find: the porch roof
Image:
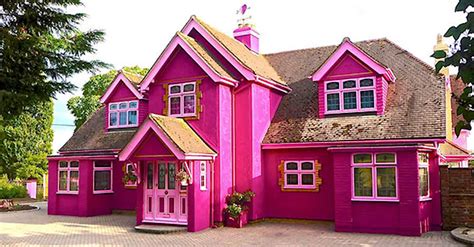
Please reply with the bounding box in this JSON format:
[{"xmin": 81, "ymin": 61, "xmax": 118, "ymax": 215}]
[{"xmin": 439, "ymin": 141, "xmax": 471, "ymax": 158}]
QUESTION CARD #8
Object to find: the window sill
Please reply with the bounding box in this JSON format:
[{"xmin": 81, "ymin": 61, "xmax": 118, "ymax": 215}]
[
  {"xmin": 351, "ymin": 198, "xmax": 399, "ymax": 202},
  {"xmin": 56, "ymin": 191, "xmax": 79, "ymax": 195},
  {"xmin": 420, "ymin": 197, "xmax": 432, "ymax": 202},
  {"xmin": 93, "ymin": 191, "xmax": 114, "ymax": 195}
]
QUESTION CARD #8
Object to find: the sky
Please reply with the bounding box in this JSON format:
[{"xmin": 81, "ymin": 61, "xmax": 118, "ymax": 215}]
[{"xmin": 52, "ymin": 0, "xmax": 467, "ymax": 153}]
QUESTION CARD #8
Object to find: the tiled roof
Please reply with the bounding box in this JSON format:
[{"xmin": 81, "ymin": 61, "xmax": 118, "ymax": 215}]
[
  {"xmin": 121, "ymin": 70, "xmax": 144, "ymax": 90},
  {"xmin": 450, "ymin": 75, "xmax": 465, "ymax": 128},
  {"xmin": 149, "ymin": 114, "xmax": 216, "ymax": 155},
  {"xmin": 440, "ymin": 141, "xmax": 471, "ymax": 156},
  {"xmin": 177, "ymin": 32, "xmax": 235, "ymax": 80},
  {"xmin": 193, "ymin": 16, "xmax": 286, "ymax": 85},
  {"xmin": 59, "ymin": 107, "xmax": 136, "ymax": 153},
  {"xmin": 263, "ymin": 38, "xmax": 446, "ymax": 143}
]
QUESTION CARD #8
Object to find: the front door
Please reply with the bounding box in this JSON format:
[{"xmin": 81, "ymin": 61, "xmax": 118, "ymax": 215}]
[{"xmin": 143, "ymin": 161, "xmax": 187, "ymax": 225}]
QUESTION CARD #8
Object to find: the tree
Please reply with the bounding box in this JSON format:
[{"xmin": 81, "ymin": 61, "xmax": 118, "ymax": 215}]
[
  {"xmin": 432, "ymin": 0, "xmax": 474, "ymax": 136},
  {"xmin": 67, "ymin": 66, "xmax": 148, "ymax": 129},
  {"xmin": 0, "ymin": 101, "xmax": 53, "ymax": 181},
  {"xmin": 0, "ymin": 0, "xmax": 108, "ymax": 118}
]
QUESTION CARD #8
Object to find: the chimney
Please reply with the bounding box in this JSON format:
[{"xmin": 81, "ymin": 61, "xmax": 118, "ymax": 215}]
[
  {"xmin": 434, "ymin": 34, "xmax": 453, "ymax": 140},
  {"xmin": 233, "ymin": 25, "xmax": 259, "ymax": 53}
]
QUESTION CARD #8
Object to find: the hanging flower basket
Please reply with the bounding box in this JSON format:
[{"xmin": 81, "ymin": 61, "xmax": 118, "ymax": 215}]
[
  {"xmin": 122, "ymin": 171, "xmax": 137, "ymax": 186},
  {"xmin": 176, "ymin": 170, "xmax": 190, "ymax": 186}
]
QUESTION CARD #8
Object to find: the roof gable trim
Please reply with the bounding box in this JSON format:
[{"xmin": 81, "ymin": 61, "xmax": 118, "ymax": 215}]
[{"xmin": 100, "ymin": 73, "xmax": 144, "ymax": 104}]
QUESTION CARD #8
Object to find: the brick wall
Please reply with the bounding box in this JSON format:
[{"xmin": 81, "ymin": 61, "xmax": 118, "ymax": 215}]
[{"xmin": 440, "ymin": 166, "xmax": 474, "ymax": 229}]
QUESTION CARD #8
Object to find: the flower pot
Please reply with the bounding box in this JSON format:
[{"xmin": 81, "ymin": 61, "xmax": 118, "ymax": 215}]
[{"xmin": 224, "ymin": 210, "xmax": 248, "ymax": 228}]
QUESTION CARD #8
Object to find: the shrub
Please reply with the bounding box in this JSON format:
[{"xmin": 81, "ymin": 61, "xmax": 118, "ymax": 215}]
[
  {"xmin": 0, "ymin": 177, "xmax": 27, "ymax": 199},
  {"xmin": 224, "ymin": 190, "xmax": 255, "ymax": 218}
]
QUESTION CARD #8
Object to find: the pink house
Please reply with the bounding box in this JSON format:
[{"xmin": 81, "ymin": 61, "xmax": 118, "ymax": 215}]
[{"xmin": 48, "ymin": 15, "xmax": 471, "ymax": 236}]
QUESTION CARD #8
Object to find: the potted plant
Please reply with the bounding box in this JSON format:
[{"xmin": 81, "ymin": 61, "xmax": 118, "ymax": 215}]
[
  {"xmin": 176, "ymin": 170, "xmax": 190, "ymax": 186},
  {"xmin": 224, "ymin": 190, "xmax": 255, "ymax": 228},
  {"xmin": 122, "ymin": 171, "xmax": 137, "ymax": 186}
]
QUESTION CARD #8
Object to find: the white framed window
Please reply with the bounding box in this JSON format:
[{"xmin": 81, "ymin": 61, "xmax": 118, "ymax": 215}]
[
  {"xmin": 108, "ymin": 100, "xmax": 138, "ymax": 128},
  {"xmin": 418, "ymin": 152, "xmax": 430, "ymax": 199},
  {"xmin": 352, "ymin": 153, "xmax": 398, "ymax": 201},
  {"xmin": 283, "ymin": 161, "xmax": 316, "ymax": 189},
  {"xmin": 168, "ymin": 82, "xmax": 196, "ymax": 117},
  {"xmin": 93, "ymin": 161, "xmax": 113, "ymax": 194},
  {"xmin": 324, "ymin": 77, "xmax": 376, "ymax": 114},
  {"xmin": 58, "ymin": 161, "xmax": 79, "ymax": 194},
  {"xmin": 200, "ymin": 161, "xmax": 206, "ymax": 191}
]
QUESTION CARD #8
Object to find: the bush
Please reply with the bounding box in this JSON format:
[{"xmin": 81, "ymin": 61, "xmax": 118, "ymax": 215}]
[{"xmin": 0, "ymin": 177, "xmax": 27, "ymax": 199}]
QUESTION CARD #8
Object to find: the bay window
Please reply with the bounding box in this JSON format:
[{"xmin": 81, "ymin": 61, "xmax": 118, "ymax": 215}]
[
  {"xmin": 58, "ymin": 161, "xmax": 79, "ymax": 194},
  {"xmin": 418, "ymin": 153, "xmax": 430, "ymax": 199},
  {"xmin": 168, "ymin": 82, "xmax": 196, "ymax": 117},
  {"xmin": 352, "ymin": 153, "xmax": 398, "ymax": 201},
  {"xmin": 325, "ymin": 77, "xmax": 376, "ymax": 114},
  {"xmin": 109, "ymin": 100, "xmax": 138, "ymax": 128},
  {"xmin": 93, "ymin": 161, "xmax": 113, "ymax": 193}
]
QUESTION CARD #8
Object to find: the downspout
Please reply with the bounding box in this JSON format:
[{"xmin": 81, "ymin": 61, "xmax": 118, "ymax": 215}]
[
  {"xmin": 210, "ymin": 158, "xmax": 215, "ymax": 227},
  {"xmin": 232, "ymin": 86, "xmax": 236, "ymax": 191}
]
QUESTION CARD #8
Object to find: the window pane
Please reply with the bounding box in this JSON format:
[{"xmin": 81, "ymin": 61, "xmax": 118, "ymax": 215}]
[
  {"xmin": 170, "ymin": 85, "xmax": 181, "ymax": 94},
  {"xmin": 375, "ymin": 153, "xmax": 396, "ymax": 164},
  {"xmin": 119, "ymin": 112, "xmax": 127, "ymax": 125},
  {"xmin": 128, "ymin": 111, "xmax": 137, "ymax": 125},
  {"xmin": 301, "ymin": 162, "xmax": 313, "ymax": 170},
  {"xmin": 286, "ymin": 174, "xmax": 298, "ymax": 185},
  {"xmin": 377, "ymin": 167, "xmax": 396, "ymax": 197},
  {"xmin": 343, "ymin": 92, "xmax": 357, "ymax": 110},
  {"xmin": 168, "ymin": 163, "xmax": 176, "ymax": 190},
  {"xmin": 327, "ymin": 93, "xmax": 340, "ymax": 111},
  {"xmin": 59, "ymin": 171, "xmax": 68, "ymax": 190},
  {"xmin": 361, "ymin": 90, "xmax": 375, "ymax": 108},
  {"xmin": 147, "ymin": 163, "xmax": 153, "ymax": 190},
  {"xmin": 109, "ymin": 104, "xmax": 118, "ymax": 110},
  {"xmin": 419, "ymin": 167, "xmax": 429, "ymax": 197},
  {"xmin": 59, "ymin": 161, "xmax": 68, "ymax": 168},
  {"xmin": 360, "ymin": 79, "xmax": 374, "ymax": 87},
  {"xmin": 70, "ymin": 161, "xmax": 79, "ymax": 168},
  {"xmin": 170, "ymin": 97, "xmax": 181, "ymax": 115},
  {"xmin": 353, "ymin": 154, "xmax": 372, "ymax": 164},
  {"xmin": 119, "ymin": 103, "xmax": 127, "ymax": 109},
  {"xmin": 127, "ymin": 163, "xmax": 135, "ymax": 173},
  {"xmin": 184, "ymin": 95, "xmax": 195, "ymax": 114},
  {"xmin": 354, "ymin": 167, "xmax": 373, "ymax": 197},
  {"xmin": 183, "ymin": 84, "xmax": 195, "ymax": 92},
  {"xmin": 129, "ymin": 101, "xmax": 138, "ymax": 109},
  {"xmin": 110, "ymin": 112, "xmax": 118, "ymax": 126},
  {"xmin": 285, "ymin": 162, "xmax": 298, "ymax": 170},
  {"xmin": 343, "ymin": 80, "xmax": 356, "ymax": 88},
  {"xmin": 94, "ymin": 161, "xmax": 111, "ymax": 168},
  {"xmin": 69, "ymin": 171, "xmax": 79, "ymax": 191},
  {"xmin": 301, "ymin": 174, "xmax": 314, "ymax": 185},
  {"xmin": 418, "ymin": 153, "xmax": 429, "ymax": 164},
  {"xmin": 326, "ymin": 82, "xmax": 339, "ymax": 90},
  {"xmin": 94, "ymin": 170, "xmax": 111, "ymax": 191},
  {"xmin": 158, "ymin": 163, "xmax": 166, "ymax": 189}
]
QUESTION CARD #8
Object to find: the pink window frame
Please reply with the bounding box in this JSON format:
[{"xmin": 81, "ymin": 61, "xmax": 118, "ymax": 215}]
[
  {"xmin": 108, "ymin": 100, "xmax": 139, "ymax": 128},
  {"xmin": 324, "ymin": 77, "xmax": 377, "ymax": 114},
  {"xmin": 57, "ymin": 160, "xmax": 79, "ymax": 195},
  {"xmin": 351, "ymin": 153, "xmax": 399, "ymax": 202},
  {"xmin": 168, "ymin": 82, "xmax": 196, "ymax": 117},
  {"xmin": 418, "ymin": 152, "xmax": 430, "ymax": 200},
  {"xmin": 93, "ymin": 161, "xmax": 113, "ymax": 194},
  {"xmin": 283, "ymin": 160, "xmax": 316, "ymax": 189}
]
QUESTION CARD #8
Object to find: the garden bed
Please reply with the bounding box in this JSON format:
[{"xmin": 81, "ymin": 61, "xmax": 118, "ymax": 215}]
[{"xmin": 0, "ymin": 204, "xmax": 37, "ymax": 212}]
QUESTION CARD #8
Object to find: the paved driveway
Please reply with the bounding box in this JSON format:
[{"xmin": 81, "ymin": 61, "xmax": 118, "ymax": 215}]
[{"xmin": 0, "ymin": 202, "xmax": 462, "ymax": 246}]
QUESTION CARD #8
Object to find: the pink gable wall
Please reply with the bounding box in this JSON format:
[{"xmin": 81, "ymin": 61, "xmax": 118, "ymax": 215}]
[{"xmin": 132, "ymin": 130, "xmax": 174, "ymax": 157}]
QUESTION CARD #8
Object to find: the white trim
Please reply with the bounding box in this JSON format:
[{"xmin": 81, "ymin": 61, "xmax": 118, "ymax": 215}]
[{"xmin": 92, "ymin": 161, "xmax": 114, "ymax": 194}]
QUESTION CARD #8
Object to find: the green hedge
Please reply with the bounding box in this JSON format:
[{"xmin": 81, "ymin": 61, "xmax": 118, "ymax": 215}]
[{"xmin": 0, "ymin": 177, "xmax": 27, "ymax": 199}]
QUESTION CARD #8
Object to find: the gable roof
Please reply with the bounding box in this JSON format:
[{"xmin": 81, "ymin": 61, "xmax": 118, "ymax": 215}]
[
  {"xmin": 188, "ymin": 16, "xmax": 287, "ymax": 86},
  {"xmin": 119, "ymin": 114, "xmax": 216, "ymax": 161},
  {"xmin": 59, "ymin": 107, "xmax": 136, "ymax": 153},
  {"xmin": 440, "ymin": 140, "xmax": 471, "ymax": 157},
  {"xmin": 263, "ymin": 38, "xmax": 446, "ymax": 143},
  {"xmin": 100, "ymin": 71, "xmax": 144, "ymax": 103}
]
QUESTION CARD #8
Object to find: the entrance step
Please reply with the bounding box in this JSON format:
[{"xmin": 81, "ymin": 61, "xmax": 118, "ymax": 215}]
[{"xmin": 134, "ymin": 224, "xmax": 187, "ymax": 234}]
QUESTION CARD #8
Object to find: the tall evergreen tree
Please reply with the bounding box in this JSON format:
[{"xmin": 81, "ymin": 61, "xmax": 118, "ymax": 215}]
[{"xmin": 0, "ymin": 0, "xmax": 107, "ymax": 118}]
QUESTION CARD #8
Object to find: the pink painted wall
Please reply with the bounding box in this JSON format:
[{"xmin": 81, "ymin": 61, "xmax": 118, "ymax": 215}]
[
  {"xmin": 233, "ymin": 26, "xmax": 259, "ymax": 53},
  {"xmin": 333, "ymin": 150, "xmax": 423, "ymax": 236},
  {"xmin": 187, "ymin": 161, "xmax": 211, "ymax": 232},
  {"xmin": 262, "ymin": 148, "xmax": 334, "ymax": 220},
  {"xmin": 112, "ymin": 160, "xmax": 137, "ymax": 210}
]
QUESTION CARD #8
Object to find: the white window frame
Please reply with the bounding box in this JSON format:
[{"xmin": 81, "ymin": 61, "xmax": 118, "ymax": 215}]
[
  {"xmin": 93, "ymin": 161, "xmax": 113, "ymax": 194},
  {"xmin": 283, "ymin": 161, "xmax": 316, "ymax": 189},
  {"xmin": 57, "ymin": 161, "xmax": 79, "ymax": 194},
  {"xmin": 168, "ymin": 82, "xmax": 196, "ymax": 117},
  {"xmin": 418, "ymin": 152, "xmax": 430, "ymax": 200},
  {"xmin": 108, "ymin": 100, "xmax": 139, "ymax": 128},
  {"xmin": 200, "ymin": 161, "xmax": 206, "ymax": 191}
]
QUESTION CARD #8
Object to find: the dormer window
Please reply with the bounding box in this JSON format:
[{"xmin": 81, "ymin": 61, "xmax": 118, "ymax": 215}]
[
  {"xmin": 109, "ymin": 100, "xmax": 139, "ymax": 128},
  {"xmin": 324, "ymin": 77, "xmax": 376, "ymax": 114},
  {"xmin": 168, "ymin": 82, "xmax": 196, "ymax": 117}
]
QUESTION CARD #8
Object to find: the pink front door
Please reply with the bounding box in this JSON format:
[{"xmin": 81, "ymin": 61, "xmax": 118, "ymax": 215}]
[{"xmin": 143, "ymin": 161, "xmax": 187, "ymax": 225}]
